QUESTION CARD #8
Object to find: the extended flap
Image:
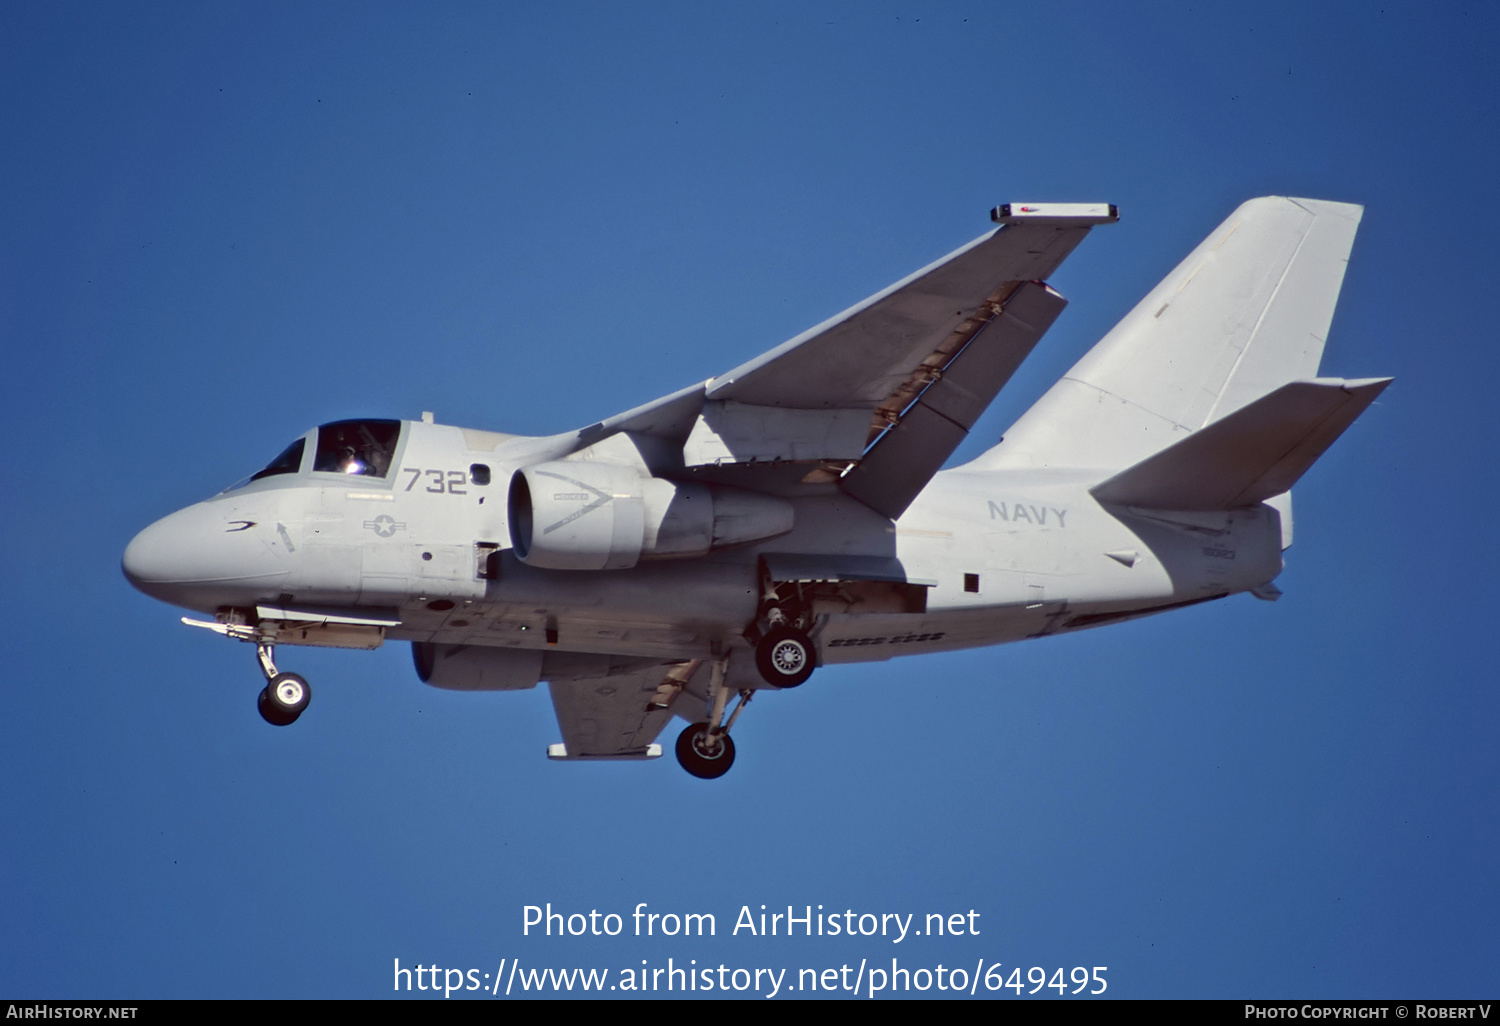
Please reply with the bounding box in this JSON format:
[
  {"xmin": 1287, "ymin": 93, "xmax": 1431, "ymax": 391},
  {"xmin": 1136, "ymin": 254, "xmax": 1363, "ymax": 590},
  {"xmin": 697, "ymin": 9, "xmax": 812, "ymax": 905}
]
[{"xmin": 840, "ymin": 281, "xmax": 1069, "ymax": 518}]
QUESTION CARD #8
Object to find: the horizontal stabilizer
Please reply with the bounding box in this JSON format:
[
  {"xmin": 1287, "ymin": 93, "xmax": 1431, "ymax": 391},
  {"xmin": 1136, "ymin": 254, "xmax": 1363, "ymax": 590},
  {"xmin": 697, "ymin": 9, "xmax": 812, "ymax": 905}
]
[{"xmin": 1090, "ymin": 377, "xmax": 1391, "ymax": 511}]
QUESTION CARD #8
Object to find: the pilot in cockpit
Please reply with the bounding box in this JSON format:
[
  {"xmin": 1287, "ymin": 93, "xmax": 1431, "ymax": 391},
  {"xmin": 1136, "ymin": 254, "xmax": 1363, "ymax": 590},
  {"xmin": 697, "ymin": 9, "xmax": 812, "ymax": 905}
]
[
  {"xmin": 334, "ymin": 446, "xmax": 369, "ymax": 475},
  {"xmin": 312, "ymin": 420, "xmax": 399, "ymax": 478}
]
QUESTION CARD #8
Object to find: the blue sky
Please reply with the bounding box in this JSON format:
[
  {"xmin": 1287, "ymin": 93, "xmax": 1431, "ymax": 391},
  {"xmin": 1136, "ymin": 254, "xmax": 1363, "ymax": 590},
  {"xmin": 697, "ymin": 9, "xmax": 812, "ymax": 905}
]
[{"xmin": 2, "ymin": 1, "xmax": 1496, "ymax": 999}]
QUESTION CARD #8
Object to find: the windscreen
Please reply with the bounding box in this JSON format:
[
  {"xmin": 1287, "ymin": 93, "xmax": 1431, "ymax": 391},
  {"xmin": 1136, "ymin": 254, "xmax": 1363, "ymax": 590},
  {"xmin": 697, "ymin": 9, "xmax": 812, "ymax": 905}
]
[
  {"xmin": 248, "ymin": 437, "xmax": 307, "ymax": 482},
  {"xmin": 313, "ymin": 419, "xmax": 401, "ymax": 478}
]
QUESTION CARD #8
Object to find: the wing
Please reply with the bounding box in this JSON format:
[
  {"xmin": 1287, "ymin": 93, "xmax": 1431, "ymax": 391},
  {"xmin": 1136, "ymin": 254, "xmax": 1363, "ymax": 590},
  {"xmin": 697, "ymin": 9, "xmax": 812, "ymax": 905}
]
[
  {"xmin": 544, "ymin": 660, "xmax": 694, "ymax": 760},
  {"xmin": 543, "ymin": 653, "xmax": 765, "ymax": 760},
  {"xmin": 593, "ymin": 204, "xmax": 1116, "ymax": 518},
  {"xmin": 707, "ymin": 205, "xmax": 1115, "ymax": 409}
]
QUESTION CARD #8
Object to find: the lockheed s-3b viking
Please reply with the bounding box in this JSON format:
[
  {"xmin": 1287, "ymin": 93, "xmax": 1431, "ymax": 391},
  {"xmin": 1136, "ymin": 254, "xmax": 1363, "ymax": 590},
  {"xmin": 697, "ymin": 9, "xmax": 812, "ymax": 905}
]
[{"xmin": 122, "ymin": 197, "xmax": 1387, "ymax": 778}]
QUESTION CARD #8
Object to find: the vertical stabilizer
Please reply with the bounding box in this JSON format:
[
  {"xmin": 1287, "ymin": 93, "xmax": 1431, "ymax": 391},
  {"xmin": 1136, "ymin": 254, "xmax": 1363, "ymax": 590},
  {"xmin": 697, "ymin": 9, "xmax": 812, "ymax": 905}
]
[{"xmin": 974, "ymin": 197, "xmax": 1363, "ymax": 474}]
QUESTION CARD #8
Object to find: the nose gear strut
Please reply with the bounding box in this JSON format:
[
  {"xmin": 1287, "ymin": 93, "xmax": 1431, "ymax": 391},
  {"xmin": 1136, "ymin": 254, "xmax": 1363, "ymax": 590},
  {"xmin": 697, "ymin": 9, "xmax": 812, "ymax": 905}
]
[{"xmin": 182, "ymin": 614, "xmax": 311, "ymax": 727}]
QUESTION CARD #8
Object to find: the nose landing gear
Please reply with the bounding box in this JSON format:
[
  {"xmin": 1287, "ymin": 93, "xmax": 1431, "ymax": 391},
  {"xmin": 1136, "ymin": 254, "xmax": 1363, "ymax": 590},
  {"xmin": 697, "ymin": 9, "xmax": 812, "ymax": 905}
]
[
  {"xmin": 182, "ymin": 616, "xmax": 320, "ymax": 726},
  {"xmin": 258, "ymin": 672, "xmax": 310, "ymax": 726},
  {"xmin": 254, "ymin": 638, "xmax": 310, "ymax": 726}
]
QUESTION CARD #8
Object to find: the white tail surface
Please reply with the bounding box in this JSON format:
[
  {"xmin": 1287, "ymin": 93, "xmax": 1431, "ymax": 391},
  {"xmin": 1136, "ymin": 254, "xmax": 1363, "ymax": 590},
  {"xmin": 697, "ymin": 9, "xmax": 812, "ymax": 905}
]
[
  {"xmin": 975, "ymin": 196, "xmax": 1363, "ymax": 473},
  {"xmin": 1089, "ymin": 377, "xmax": 1391, "ymax": 511}
]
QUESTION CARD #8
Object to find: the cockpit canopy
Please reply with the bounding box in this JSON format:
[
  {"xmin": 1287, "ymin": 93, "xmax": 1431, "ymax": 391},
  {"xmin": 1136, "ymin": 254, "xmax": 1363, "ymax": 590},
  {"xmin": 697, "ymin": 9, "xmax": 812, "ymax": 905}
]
[
  {"xmin": 312, "ymin": 419, "xmax": 400, "ymax": 477},
  {"xmin": 237, "ymin": 419, "xmax": 402, "ymax": 488}
]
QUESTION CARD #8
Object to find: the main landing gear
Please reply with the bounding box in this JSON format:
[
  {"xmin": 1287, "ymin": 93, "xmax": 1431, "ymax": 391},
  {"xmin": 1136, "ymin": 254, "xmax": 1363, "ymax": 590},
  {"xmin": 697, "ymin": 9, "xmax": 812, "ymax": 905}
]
[
  {"xmin": 674, "ymin": 656, "xmax": 753, "ymax": 779},
  {"xmin": 673, "ymin": 584, "xmax": 818, "ymax": 776},
  {"xmin": 755, "ymin": 625, "xmax": 815, "ymax": 688},
  {"xmin": 254, "ymin": 638, "xmax": 310, "ymax": 727},
  {"xmin": 676, "ymin": 723, "xmax": 736, "ymax": 779},
  {"xmin": 749, "ymin": 577, "xmax": 818, "ymax": 689}
]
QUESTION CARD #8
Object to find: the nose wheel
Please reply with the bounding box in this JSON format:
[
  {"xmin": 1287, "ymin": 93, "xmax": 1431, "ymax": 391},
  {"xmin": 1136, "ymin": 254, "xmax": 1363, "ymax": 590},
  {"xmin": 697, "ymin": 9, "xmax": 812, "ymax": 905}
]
[
  {"xmin": 254, "ymin": 639, "xmax": 310, "ymax": 726},
  {"xmin": 258, "ymin": 673, "xmax": 311, "ymax": 726}
]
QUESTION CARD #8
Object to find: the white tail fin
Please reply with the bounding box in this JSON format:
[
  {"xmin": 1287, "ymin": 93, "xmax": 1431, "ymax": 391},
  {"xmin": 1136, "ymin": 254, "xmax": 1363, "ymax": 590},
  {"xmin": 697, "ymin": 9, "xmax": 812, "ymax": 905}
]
[{"xmin": 976, "ymin": 196, "xmax": 1364, "ymax": 473}]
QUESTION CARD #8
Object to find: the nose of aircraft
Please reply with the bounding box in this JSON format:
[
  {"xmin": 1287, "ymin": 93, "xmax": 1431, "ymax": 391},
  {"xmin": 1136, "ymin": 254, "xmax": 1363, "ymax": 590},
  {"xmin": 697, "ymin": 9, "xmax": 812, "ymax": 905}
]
[{"xmin": 122, "ymin": 501, "xmax": 293, "ymax": 611}]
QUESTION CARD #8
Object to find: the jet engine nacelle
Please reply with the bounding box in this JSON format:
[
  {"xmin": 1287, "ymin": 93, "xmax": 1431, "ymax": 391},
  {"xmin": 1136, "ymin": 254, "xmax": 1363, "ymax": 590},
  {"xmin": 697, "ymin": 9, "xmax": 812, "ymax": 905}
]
[
  {"xmin": 413, "ymin": 642, "xmax": 543, "ymax": 691},
  {"xmin": 508, "ymin": 460, "xmax": 793, "ymax": 570}
]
